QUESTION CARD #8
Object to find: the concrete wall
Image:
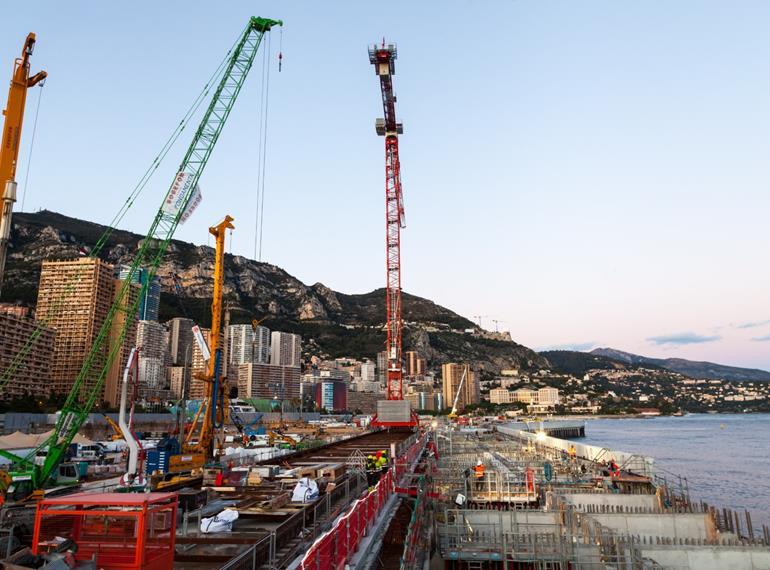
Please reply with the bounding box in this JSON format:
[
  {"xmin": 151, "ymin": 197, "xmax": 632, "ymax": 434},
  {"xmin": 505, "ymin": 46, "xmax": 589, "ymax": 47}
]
[
  {"xmin": 641, "ymin": 547, "xmax": 770, "ymax": 570},
  {"xmin": 451, "ymin": 509, "xmax": 558, "ymax": 532},
  {"xmin": 588, "ymin": 512, "xmax": 711, "ymax": 541},
  {"xmin": 558, "ymin": 492, "xmax": 658, "ymax": 511}
]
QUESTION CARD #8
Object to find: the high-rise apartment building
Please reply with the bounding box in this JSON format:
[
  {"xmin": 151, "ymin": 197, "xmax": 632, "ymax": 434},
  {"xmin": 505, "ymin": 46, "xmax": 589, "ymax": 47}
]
[
  {"xmin": 168, "ymin": 366, "xmax": 186, "ymax": 398},
  {"xmin": 135, "ymin": 320, "xmax": 168, "ymax": 390},
  {"xmin": 228, "ymin": 324, "xmax": 270, "ymax": 365},
  {"xmin": 405, "ymin": 351, "xmax": 426, "ymax": 377},
  {"xmin": 314, "ymin": 380, "xmax": 347, "ymax": 412},
  {"xmin": 0, "ymin": 312, "xmax": 55, "ymax": 398},
  {"xmin": 36, "ymin": 258, "xmax": 116, "ymax": 398},
  {"xmin": 138, "ymin": 357, "xmax": 165, "ymax": 390},
  {"xmin": 270, "ymin": 331, "xmax": 301, "ymax": 367},
  {"xmin": 406, "ymin": 391, "xmax": 439, "ymax": 411},
  {"xmin": 116, "ymin": 265, "xmax": 161, "ymax": 321},
  {"xmin": 237, "ymin": 363, "xmax": 301, "ymax": 400},
  {"xmin": 441, "ymin": 363, "xmax": 479, "ymax": 412},
  {"xmin": 376, "ymin": 350, "xmax": 388, "ymax": 385},
  {"xmin": 360, "ymin": 361, "xmax": 376, "ymax": 383},
  {"xmin": 168, "ymin": 317, "xmax": 194, "ymax": 366},
  {"xmin": 136, "ymin": 320, "xmax": 168, "ymax": 360},
  {"xmin": 189, "ymin": 327, "xmax": 211, "ymax": 400},
  {"xmin": 104, "ymin": 279, "xmax": 139, "ymax": 407}
]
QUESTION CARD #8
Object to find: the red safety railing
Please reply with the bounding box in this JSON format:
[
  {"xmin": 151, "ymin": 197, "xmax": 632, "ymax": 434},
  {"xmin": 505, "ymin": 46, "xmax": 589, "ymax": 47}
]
[
  {"xmin": 394, "ymin": 432, "xmax": 427, "ymax": 481},
  {"xmin": 301, "ymin": 468, "xmax": 394, "ymax": 570}
]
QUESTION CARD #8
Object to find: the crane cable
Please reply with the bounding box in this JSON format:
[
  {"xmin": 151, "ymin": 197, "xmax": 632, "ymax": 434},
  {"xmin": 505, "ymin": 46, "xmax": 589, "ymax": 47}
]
[
  {"xmin": 253, "ymin": 30, "xmax": 273, "ymax": 261},
  {"xmin": 20, "ymin": 81, "xmax": 45, "ymax": 212},
  {"xmin": 253, "ymin": 35, "xmax": 267, "ymax": 259},
  {"xmin": 93, "ymin": 24, "xmax": 248, "ymax": 257}
]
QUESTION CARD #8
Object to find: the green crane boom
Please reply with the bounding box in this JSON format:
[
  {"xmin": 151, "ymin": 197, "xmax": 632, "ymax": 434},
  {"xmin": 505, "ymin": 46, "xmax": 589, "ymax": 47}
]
[{"xmin": 0, "ymin": 16, "xmax": 282, "ymax": 492}]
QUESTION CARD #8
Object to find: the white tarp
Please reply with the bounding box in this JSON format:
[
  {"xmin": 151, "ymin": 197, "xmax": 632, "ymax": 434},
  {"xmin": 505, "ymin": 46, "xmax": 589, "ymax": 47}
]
[
  {"xmin": 0, "ymin": 430, "xmax": 93, "ymax": 450},
  {"xmin": 291, "ymin": 477, "xmax": 319, "ymax": 503},
  {"xmin": 200, "ymin": 509, "xmax": 239, "ymax": 533}
]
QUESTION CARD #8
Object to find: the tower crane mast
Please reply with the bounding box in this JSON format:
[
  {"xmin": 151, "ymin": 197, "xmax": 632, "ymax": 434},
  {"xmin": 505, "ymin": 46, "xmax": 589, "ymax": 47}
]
[
  {"xmin": 369, "ymin": 42, "xmax": 405, "ymax": 403},
  {"xmin": 0, "ymin": 33, "xmax": 46, "ymax": 294}
]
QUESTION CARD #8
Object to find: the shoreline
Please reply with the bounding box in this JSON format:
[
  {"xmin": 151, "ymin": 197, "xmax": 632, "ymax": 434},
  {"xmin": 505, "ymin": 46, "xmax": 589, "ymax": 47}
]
[{"xmin": 532, "ymin": 411, "xmax": 770, "ymax": 421}]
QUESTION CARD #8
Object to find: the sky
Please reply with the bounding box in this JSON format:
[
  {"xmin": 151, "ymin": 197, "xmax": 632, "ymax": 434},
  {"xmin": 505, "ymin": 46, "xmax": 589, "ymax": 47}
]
[{"xmin": 3, "ymin": 1, "xmax": 770, "ymax": 370}]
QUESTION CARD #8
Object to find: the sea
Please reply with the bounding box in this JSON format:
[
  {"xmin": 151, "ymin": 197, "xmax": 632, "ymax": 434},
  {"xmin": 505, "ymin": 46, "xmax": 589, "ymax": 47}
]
[{"xmin": 580, "ymin": 413, "xmax": 770, "ymax": 530}]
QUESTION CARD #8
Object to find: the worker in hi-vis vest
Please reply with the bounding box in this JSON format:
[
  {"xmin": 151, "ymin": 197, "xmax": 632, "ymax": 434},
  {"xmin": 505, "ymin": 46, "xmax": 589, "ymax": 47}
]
[{"xmin": 472, "ymin": 460, "xmax": 485, "ymax": 491}]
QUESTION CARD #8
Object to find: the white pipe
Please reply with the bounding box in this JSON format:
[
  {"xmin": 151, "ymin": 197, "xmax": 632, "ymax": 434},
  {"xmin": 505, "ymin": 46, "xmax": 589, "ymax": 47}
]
[{"xmin": 119, "ymin": 347, "xmax": 139, "ymax": 476}]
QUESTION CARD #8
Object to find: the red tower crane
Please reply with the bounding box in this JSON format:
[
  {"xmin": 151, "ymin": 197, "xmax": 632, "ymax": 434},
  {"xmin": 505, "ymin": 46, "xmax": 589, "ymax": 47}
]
[
  {"xmin": 369, "ymin": 41, "xmax": 417, "ymax": 427},
  {"xmin": 370, "ymin": 42, "xmax": 404, "ymax": 401}
]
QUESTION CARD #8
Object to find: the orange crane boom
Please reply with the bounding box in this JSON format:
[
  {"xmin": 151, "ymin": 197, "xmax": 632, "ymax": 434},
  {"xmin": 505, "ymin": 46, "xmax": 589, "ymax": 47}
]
[{"xmin": 0, "ymin": 33, "xmax": 46, "ymax": 293}]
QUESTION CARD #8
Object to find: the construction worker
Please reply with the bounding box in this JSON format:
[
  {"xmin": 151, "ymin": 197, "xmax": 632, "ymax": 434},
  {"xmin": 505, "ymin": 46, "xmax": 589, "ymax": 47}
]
[
  {"xmin": 365, "ymin": 454, "xmax": 378, "ymax": 487},
  {"xmin": 376, "ymin": 450, "xmax": 388, "ymax": 471},
  {"xmin": 472, "ymin": 460, "xmax": 485, "ymax": 492},
  {"xmin": 568, "ymin": 444, "xmax": 577, "ymax": 462}
]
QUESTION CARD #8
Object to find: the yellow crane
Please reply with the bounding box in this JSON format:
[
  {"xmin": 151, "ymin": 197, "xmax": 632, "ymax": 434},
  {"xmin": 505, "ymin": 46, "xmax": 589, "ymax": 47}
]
[
  {"xmin": 0, "ymin": 33, "xmax": 46, "ymax": 293},
  {"xmin": 181, "ymin": 215, "xmax": 234, "ymax": 461},
  {"xmin": 152, "ymin": 216, "xmax": 234, "ymax": 489},
  {"xmin": 101, "ymin": 413, "xmax": 124, "ymax": 441}
]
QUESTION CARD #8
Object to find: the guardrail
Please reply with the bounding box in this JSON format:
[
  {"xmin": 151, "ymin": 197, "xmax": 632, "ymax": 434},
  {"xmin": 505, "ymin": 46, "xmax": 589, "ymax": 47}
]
[
  {"xmin": 299, "ymin": 431, "xmax": 428, "ymax": 569},
  {"xmin": 496, "ymin": 424, "xmax": 655, "ymax": 477},
  {"xmin": 300, "ymin": 468, "xmax": 394, "ymax": 569}
]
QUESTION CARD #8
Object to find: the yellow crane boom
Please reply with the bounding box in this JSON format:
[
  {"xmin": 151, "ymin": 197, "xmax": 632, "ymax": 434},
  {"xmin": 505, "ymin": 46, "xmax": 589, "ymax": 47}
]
[
  {"xmin": 101, "ymin": 413, "xmax": 124, "ymax": 441},
  {"xmin": 0, "ymin": 33, "xmax": 46, "ymax": 293}
]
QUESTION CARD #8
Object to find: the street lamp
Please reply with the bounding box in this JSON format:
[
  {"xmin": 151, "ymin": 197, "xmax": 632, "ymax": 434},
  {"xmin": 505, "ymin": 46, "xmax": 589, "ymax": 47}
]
[{"xmin": 269, "ymin": 382, "xmax": 285, "ymax": 429}]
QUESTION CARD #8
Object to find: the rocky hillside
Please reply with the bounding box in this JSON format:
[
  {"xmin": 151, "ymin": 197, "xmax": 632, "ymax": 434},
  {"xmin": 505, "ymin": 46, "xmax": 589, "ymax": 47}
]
[
  {"xmin": 2, "ymin": 210, "xmax": 547, "ymax": 375},
  {"xmin": 590, "ymin": 347, "xmax": 770, "ymax": 382},
  {"xmin": 539, "ymin": 350, "xmax": 660, "ymax": 376}
]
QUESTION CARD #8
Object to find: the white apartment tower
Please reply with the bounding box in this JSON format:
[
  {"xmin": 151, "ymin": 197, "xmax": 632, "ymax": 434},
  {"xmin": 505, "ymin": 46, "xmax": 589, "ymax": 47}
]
[
  {"xmin": 228, "ymin": 324, "xmax": 270, "ymax": 365},
  {"xmin": 360, "ymin": 361, "xmax": 376, "ymax": 383},
  {"xmin": 270, "ymin": 331, "xmax": 301, "ymax": 367},
  {"xmin": 135, "ymin": 320, "xmax": 168, "ymax": 389}
]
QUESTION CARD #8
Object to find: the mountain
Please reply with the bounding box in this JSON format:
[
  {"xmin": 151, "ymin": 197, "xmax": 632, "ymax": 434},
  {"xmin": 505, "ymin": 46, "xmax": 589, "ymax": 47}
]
[
  {"xmin": 2, "ymin": 210, "xmax": 548, "ymax": 375},
  {"xmin": 590, "ymin": 347, "xmax": 770, "ymax": 382},
  {"xmin": 540, "ymin": 350, "xmax": 665, "ymax": 376}
]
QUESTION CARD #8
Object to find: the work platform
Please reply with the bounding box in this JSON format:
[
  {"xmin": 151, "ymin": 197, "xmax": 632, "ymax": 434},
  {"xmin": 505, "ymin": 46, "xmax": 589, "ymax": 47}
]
[{"xmin": 429, "ymin": 425, "xmax": 770, "ymax": 570}]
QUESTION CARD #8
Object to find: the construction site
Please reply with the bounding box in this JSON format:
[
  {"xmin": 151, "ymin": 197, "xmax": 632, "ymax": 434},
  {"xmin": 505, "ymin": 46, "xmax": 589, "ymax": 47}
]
[{"xmin": 0, "ymin": 10, "xmax": 768, "ymax": 570}]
